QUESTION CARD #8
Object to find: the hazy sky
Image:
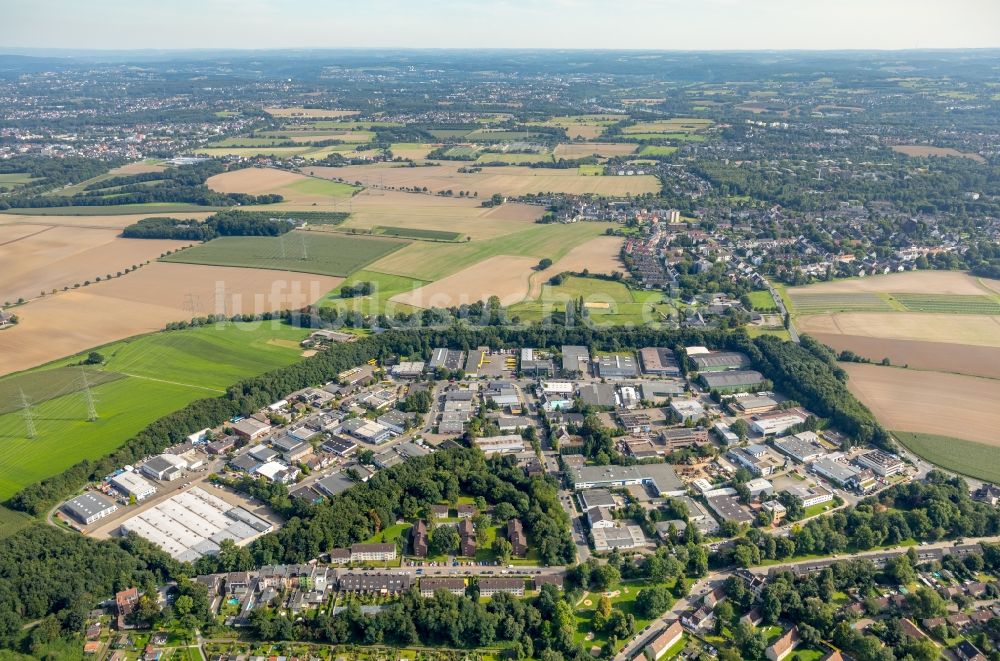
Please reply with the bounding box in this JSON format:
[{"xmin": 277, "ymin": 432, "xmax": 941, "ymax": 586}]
[{"xmin": 4, "ymin": 0, "xmax": 1000, "ymax": 51}]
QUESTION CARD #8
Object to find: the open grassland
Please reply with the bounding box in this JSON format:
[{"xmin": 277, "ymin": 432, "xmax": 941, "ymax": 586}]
[
  {"xmin": 891, "ymin": 145, "xmax": 986, "ymax": 164},
  {"xmin": 552, "ymin": 143, "xmax": 638, "ymax": 159},
  {"xmin": 0, "ymin": 173, "xmax": 38, "ymax": 191},
  {"xmin": 844, "ymin": 363, "xmax": 1000, "ymax": 447},
  {"xmin": 509, "ymin": 276, "xmax": 666, "ymax": 326},
  {"xmin": 808, "ymin": 333, "xmax": 1000, "ymax": 380},
  {"xmin": 475, "ymin": 152, "xmax": 553, "ymax": 164},
  {"xmin": 622, "ymin": 118, "xmax": 713, "ymax": 135},
  {"xmin": 368, "ymin": 222, "xmax": 607, "ymax": 282},
  {"xmin": 307, "ymin": 162, "xmax": 660, "ymax": 197},
  {"xmin": 323, "ymin": 270, "xmax": 427, "ymax": 317},
  {"xmin": 0, "ymin": 262, "xmax": 339, "ymax": 376},
  {"xmin": 264, "ymin": 107, "xmax": 360, "ymax": 118},
  {"xmin": 746, "ymin": 290, "xmax": 778, "ymax": 311},
  {"xmin": 0, "ymin": 322, "xmax": 307, "ymax": 500},
  {"xmin": 638, "ymin": 145, "xmax": 679, "ymax": 156},
  {"xmin": 0, "ymin": 226, "xmax": 193, "ymax": 304},
  {"xmin": 528, "ymin": 114, "xmax": 625, "ymax": 140},
  {"xmin": 797, "ymin": 312, "xmax": 1000, "ymax": 347},
  {"xmin": 0, "ymin": 367, "xmax": 125, "ymax": 415},
  {"xmin": 161, "ymin": 231, "xmax": 406, "ymax": 277},
  {"xmin": 894, "ymin": 432, "xmax": 1000, "ymax": 484},
  {"xmin": 389, "ymin": 143, "xmax": 438, "ymax": 161},
  {"xmin": 0, "ymin": 507, "xmax": 34, "ymax": 539}
]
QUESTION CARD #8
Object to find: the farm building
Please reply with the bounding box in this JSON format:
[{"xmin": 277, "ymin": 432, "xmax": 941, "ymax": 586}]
[
  {"xmin": 700, "ymin": 370, "xmax": 765, "ymax": 392},
  {"xmin": 62, "ymin": 492, "xmax": 119, "ymax": 525}
]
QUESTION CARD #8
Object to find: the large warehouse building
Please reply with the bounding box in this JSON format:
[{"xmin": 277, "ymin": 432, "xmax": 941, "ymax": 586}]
[
  {"xmin": 118, "ymin": 487, "xmax": 273, "ymax": 562},
  {"xmin": 62, "ymin": 492, "xmax": 119, "ymax": 525}
]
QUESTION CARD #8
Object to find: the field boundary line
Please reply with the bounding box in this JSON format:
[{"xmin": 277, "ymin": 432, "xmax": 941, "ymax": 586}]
[
  {"xmin": 118, "ymin": 372, "xmax": 225, "ymax": 394},
  {"xmin": 0, "ymin": 225, "xmax": 55, "ymax": 247}
]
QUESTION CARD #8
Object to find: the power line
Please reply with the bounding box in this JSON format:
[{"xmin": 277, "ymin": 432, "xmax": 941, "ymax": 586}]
[
  {"xmin": 80, "ymin": 368, "xmax": 98, "ymax": 421},
  {"xmin": 300, "ymin": 232, "xmax": 308, "ymax": 260},
  {"xmin": 18, "ymin": 389, "xmax": 36, "ymax": 439}
]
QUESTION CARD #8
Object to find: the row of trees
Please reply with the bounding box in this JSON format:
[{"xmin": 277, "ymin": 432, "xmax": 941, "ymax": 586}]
[{"xmin": 121, "ymin": 210, "xmax": 296, "ymax": 240}]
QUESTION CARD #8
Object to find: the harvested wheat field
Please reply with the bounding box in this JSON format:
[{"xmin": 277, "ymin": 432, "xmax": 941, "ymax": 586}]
[
  {"xmin": 391, "ymin": 256, "xmax": 539, "ymax": 309},
  {"xmin": 892, "ymin": 145, "xmax": 986, "ymax": 164},
  {"xmin": 553, "ymin": 143, "xmax": 638, "ymax": 159},
  {"xmin": 265, "ymin": 107, "xmax": 360, "ymax": 118},
  {"xmin": 0, "ymin": 263, "xmax": 341, "ymax": 376},
  {"xmin": 844, "ymin": 363, "xmax": 1000, "ymax": 446},
  {"xmin": 789, "ymin": 271, "xmax": 1000, "ymax": 297},
  {"xmin": 810, "ymin": 333, "xmax": 1000, "ymax": 380},
  {"xmin": 110, "ymin": 161, "xmax": 166, "ymax": 175},
  {"xmin": 0, "ymin": 226, "xmax": 192, "ymax": 304},
  {"xmin": 528, "ymin": 236, "xmax": 625, "ymax": 298},
  {"xmin": 0, "ymin": 211, "xmax": 213, "ymax": 231},
  {"xmin": 307, "ymin": 163, "xmax": 660, "ymax": 197},
  {"xmin": 333, "ymin": 190, "xmax": 542, "ymax": 240},
  {"xmin": 797, "ymin": 312, "xmax": 1000, "ymax": 347}
]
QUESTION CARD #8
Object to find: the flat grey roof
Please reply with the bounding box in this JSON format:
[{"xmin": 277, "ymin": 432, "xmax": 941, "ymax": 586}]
[
  {"xmin": 701, "ymin": 370, "xmax": 765, "ymax": 388},
  {"xmin": 63, "ymin": 491, "xmax": 117, "ymax": 521},
  {"xmin": 572, "ymin": 463, "xmax": 683, "ymax": 493}
]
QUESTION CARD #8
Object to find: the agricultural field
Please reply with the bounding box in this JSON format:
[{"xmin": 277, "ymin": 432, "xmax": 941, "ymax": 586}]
[
  {"xmin": 509, "ymin": 276, "xmax": 667, "ymax": 326},
  {"xmin": 0, "ymin": 172, "xmax": 37, "ymax": 191},
  {"xmin": 0, "ymin": 262, "xmax": 340, "ymax": 376},
  {"xmin": 894, "ymin": 432, "xmax": 1000, "ymax": 484},
  {"xmin": 0, "ymin": 322, "xmax": 309, "ymax": 500},
  {"xmin": 306, "ymin": 162, "xmax": 660, "ymax": 197},
  {"xmin": 622, "ymin": 118, "xmax": 713, "ymax": 136},
  {"xmin": 389, "ymin": 143, "xmax": 438, "ymax": 161},
  {"xmin": 372, "ymin": 226, "xmax": 461, "ymax": 241},
  {"xmin": 797, "ymin": 312, "xmax": 1000, "ymax": 347},
  {"xmin": 2, "ymin": 203, "xmax": 216, "ymax": 216},
  {"xmin": 891, "ymin": 145, "xmax": 986, "ymax": 163},
  {"xmin": 0, "ymin": 506, "xmax": 34, "ymax": 540},
  {"xmin": 391, "ymin": 256, "xmax": 540, "ymax": 308},
  {"xmin": 161, "ymin": 231, "xmax": 407, "ymax": 277},
  {"xmin": 528, "ymin": 114, "xmax": 625, "ymax": 140},
  {"xmin": 892, "ymin": 293, "xmax": 1000, "ymax": 315},
  {"xmin": 790, "ymin": 292, "xmax": 896, "ymax": 314},
  {"xmin": 475, "ymin": 152, "xmax": 553, "ymax": 164},
  {"xmin": 323, "ymin": 270, "xmax": 428, "ymax": 317},
  {"xmin": 788, "ymin": 270, "xmax": 1000, "ymax": 301},
  {"xmin": 0, "ymin": 226, "xmax": 193, "ymax": 304},
  {"xmin": 368, "ymin": 221, "xmax": 608, "ymax": 282},
  {"xmin": 552, "ymin": 143, "xmax": 637, "ymax": 159},
  {"xmin": 638, "ymin": 145, "xmax": 679, "ymax": 156},
  {"xmin": 843, "ymin": 363, "xmax": 1000, "ymax": 447},
  {"xmin": 808, "ymin": 334, "xmax": 1000, "ymax": 380},
  {"xmin": 264, "ymin": 107, "xmax": 360, "ymax": 118},
  {"xmin": 206, "ymin": 167, "xmax": 359, "ymax": 205}
]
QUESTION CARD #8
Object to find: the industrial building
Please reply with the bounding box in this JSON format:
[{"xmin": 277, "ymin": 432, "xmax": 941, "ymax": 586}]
[
  {"xmin": 784, "ymin": 485, "xmax": 833, "ymax": 508},
  {"xmin": 732, "ymin": 394, "xmax": 779, "ymax": 414},
  {"xmin": 339, "ymin": 418, "xmax": 393, "ymax": 444},
  {"xmin": 118, "ymin": 487, "xmax": 272, "ymax": 562},
  {"xmin": 596, "ymin": 353, "xmax": 639, "ymax": 379},
  {"xmin": 700, "ymin": 370, "xmax": 765, "ymax": 392},
  {"xmin": 592, "ymin": 525, "xmax": 648, "ymax": 551},
  {"xmin": 811, "ymin": 457, "xmax": 861, "ymax": 486},
  {"xmin": 561, "ymin": 345, "xmax": 590, "ymax": 374},
  {"xmin": 578, "ymin": 488, "xmax": 617, "ymax": 511},
  {"xmin": 140, "ymin": 455, "xmax": 187, "ymax": 482},
  {"xmin": 231, "ymin": 418, "xmax": 271, "ymax": 442},
  {"xmin": 660, "ymin": 427, "xmax": 709, "ymax": 450},
  {"xmin": 62, "ymin": 491, "xmax": 119, "ymax": 525},
  {"xmin": 429, "ymin": 348, "xmax": 465, "ymax": 371},
  {"xmin": 474, "ymin": 435, "xmax": 525, "ymax": 454},
  {"xmin": 773, "ymin": 432, "xmax": 826, "ymax": 463},
  {"xmin": 639, "ymin": 347, "xmax": 681, "ymax": 376},
  {"xmin": 520, "ymin": 348, "xmax": 554, "ymax": 376},
  {"xmin": 640, "ymin": 380, "xmax": 686, "ymax": 402},
  {"xmin": 110, "ymin": 471, "xmax": 157, "ymax": 501},
  {"xmin": 691, "ymin": 351, "xmax": 751, "ymax": 372},
  {"xmin": 706, "ymin": 492, "xmax": 755, "ymax": 524},
  {"xmin": 670, "ymin": 399, "xmax": 705, "ymax": 421},
  {"xmin": 578, "ymin": 383, "xmax": 616, "ymax": 408},
  {"xmin": 751, "ymin": 412, "xmax": 807, "ymax": 436},
  {"xmin": 854, "ymin": 450, "xmax": 905, "ymax": 477},
  {"xmin": 391, "ymin": 361, "xmax": 425, "ymax": 378},
  {"xmin": 569, "ymin": 463, "xmax": 684, "ymax": 496}
]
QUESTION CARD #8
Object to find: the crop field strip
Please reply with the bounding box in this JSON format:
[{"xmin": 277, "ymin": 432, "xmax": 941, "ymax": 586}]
[
  {"xmin": 892, "ymin": 293, "xmax": 1000, "ymax": 315},
  {"xmin": 372, "ymin": 226, "xmax": 462, "ymax": 241},
  {"xmin": 893, "ymin": 432, "xmax": 1000, "ymax": 484},
  {"xmin": 160, "ymin": 231, "xmax": 408, "ymax": 277},
  {"xmin": 0, "ymin": 367, "xmax": 125, "ymax": 416},
  {"xmin": 789, "ymin": 291, "xmax": 895, "ymax": 314}
]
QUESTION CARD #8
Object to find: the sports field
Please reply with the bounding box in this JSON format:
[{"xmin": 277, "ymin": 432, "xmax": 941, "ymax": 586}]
[
  {"xmin": 0, "ymin": 322, "xmax": 309, "ymax": 500},
  {"xmin": 161, "ymin": 232, "xmax": 407, "ymax": 277},
  {"xmin": 894, "ymin": 432, "xmax": 1000, "ymax": 484}
]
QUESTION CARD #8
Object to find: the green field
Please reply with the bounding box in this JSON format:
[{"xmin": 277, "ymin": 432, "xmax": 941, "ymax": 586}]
[
  {"xmin": 574, "ymin": 579, "xmax": 676, "ymax": 652},
  {"xmin": 428, "ymin": 129, "xmax": 475, "ymax": 140},
  {"xmin": 0, "ymin": 172, "xmax": 36, "ymax": 191},
  {"xmin": 161, "ymin": 231, "xmax": 407, "ymax": 277},
  {"xmin": 0, "ymin": 506, "xmax": 35, "ymax": 540},
  {"xmin": 894, "ymin": 431, "xmax": 1000, "ymax": 483},
  {"xmin": 892, "ymin": 293, "xmax": 1000, "ymax": 315},
  {"xmin": 323, "ymin": 270, "xmax": 428, "ymax": 316},
  {"xmin": 373, "ymin": 226, "xmax": 462, "ymax": 241},
  {"xmin": 578, "ymin": 165, "xmax": 605, "ymax": 176},
  {"xmin": 508, "ymin": 276, "xmax": 667, "ymax": 326},
  {"xmin": 638, "ymin": 145, "xmax": 678, "ymax": 156},
  {"xmin": 443, "ymin": 145, "xmax": 480, "ymax": 158},
  {"xmin": 0, "ymin": 367, "xmax": 125, "ymax": 416},
  {"xmin": 1, "ymin": 203, "xmax": 215, "ymax": 216},
  {"xmin": 746, "ymin": 290, "xmax": 778, "ymax": 311},
  {"xmin": 285, "ymin": 177, "xmax": 359, "ymax": 197},
  {"xmin": 0, "ymin": 322, "xmax": 309, "ymax": 500},
  {"xmin": 788, "ymin": 291, "xmax": 895, "ymax": 314}
]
